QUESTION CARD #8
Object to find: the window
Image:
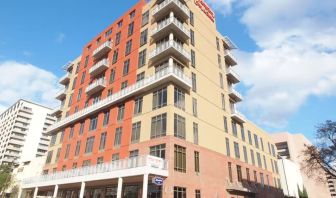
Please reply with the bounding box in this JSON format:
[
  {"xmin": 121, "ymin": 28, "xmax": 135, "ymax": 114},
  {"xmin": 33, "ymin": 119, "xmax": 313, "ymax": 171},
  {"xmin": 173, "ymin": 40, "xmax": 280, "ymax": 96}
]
[
  {"xmin": 114, "ymin": 127, "xmax": 122, "ymax": 147},
  {"xmin": 103, "ymin": 111, "xmax": 110, "ymax": 127},
  {"xmin": 254, "ymin": 170, "xmax": 258, "ymax": 183},
  {"xmin": 68, "ymin": 94, "xmax": 73, "ymax": 106},
  {"xmin": 150, "ymin": 144, "xmax": 166, "ymax": 159},
  {"xmin": 50, "ymin": 135, "xmax": 56, "ymax": 146},
  {"xmin": 260, "ymin": 173, "xmax": 265, "ymax": 187},
  {"xmin": 271, "ymin": 144, "xmax": 276, "ymax": 157},
  {"xmin": 112, "ymin": 153, "xmax": 119, "ymax": 161},
  {"xmin": 174, "ymin": 187, "xmax": 186, "ymax": 198},
  {"xmin": 263, "ymin": 155, "xmax": 268, "ymax": 170},
  {"xmin": 192, "ymin": 73, "xmax": 197, "ymax": 92},
  {"xmin": 97, "ymin": 157, "xmax": 104, "ymax": 165},
  {"xmin": 77, "ymin": 88, "xmax": 82, "ymax": 101},
  {"xmin": 92, "ymin": 94, "xmax": 101, "ymax": 104},
  {"xmin": 190, "ymin": 11, "xmax": 194, "ymax": 26},
  {"xmin": 69, "ymin": 126, "xmax": 74, "ymax": 139},
  {"xmin": 99, "ymin": 132, "xmax": 107, "ymax": 150},
  {"xmin": 134, "ymin": 97, "xmax": 143, "ymax": 115},
  {"xmin": 195, "ymin": 190, "xmax": 201, "ymax": 198},
  {"xmin": 142, "ymin": 11, "xmax": 149, "ymax": 26},
  {"xmin": 60, "ymin": 131, "xmax": 64, "ymax": 142},
  {"xmin": 257, "ymin": 152, "xmax": 262, "ymax": 168},
  {"xmin": 136, "ymin": 72, "xmax": 145, "ymax": 82},
  {"xmin": 219, "ymin": 73, "xmax": 224, "ymax": 88},
  {"xmin": 125, "ymin": 40, "xmax": 132, "ymax": 55},
  {"xmin": 56, "ymin": 148, "xmax": 61, "ymax": 162},
  {"xmin": 46, "ymin": 151, "xmax": 53, "ymax": 164},
  {"xmin": 194, "ymin": 151, "xmax": 200, "ymax": 173},
  {"xmin": 260, "ymin": 137, "xmax": 264, "ymax": 151},
  {"xmin": 80, "ymin": 71, "xmax": 86, "ymax": 84},
  {"xmin": 191, "ymin": 50, "xmax": 196, "ymax": 67},
  {"xmin": 112, "ymin": 49, "xmax": 119, "ymax": 64},
  {"xmin": 115, "ymin": 31, "xmax": 121, "ymax": 45},
  {"xmin": 107, "ymin": 89, "xmax": 113, "ymax": 96},
  {"xmin": 121, "ymin": 81, "xmax": 128, "ymax": 90},
  {"xmin": 75, "ymin": 62, "xmax": 80, "ymax": 73},
  {"xmin": 117, "ymin": 20, "xmax": 123, "ymax": 28},
  {"xmin": 192, "ymin": 98, "xmax": 198, "ymax": 116},
  {"xmin": 82, "ymin": 160, "xmax": 91, "ymax": 167},
  {"xmin": 129, "ymin": 10, "xmax": 135, "ymax": 19},
  {"xmin": 246, "ymin": 168, "xmax": 250, "ymax": 182},
  {"xmin": 274, "ymin": 160, "xmax": 279, "ymax": 173},
  {"xmin": 243, "ymin": 146, "xmax": 248, "ymax": 163},
  {"xmin": 123, "ymin": 59, "xmax": 130, "ymax": 75},
  {"xmin": 248, "ymin": 130, "xmax": 252, "ymax": 145},
  {"xmin": 129, "ymin": 150, "xmax": 139, "ymax": 158},
  {"xmin": 79, "ymin": 122, "xmax": 85, "ymax": 135},
  {"xmin": 151, "ymin": 113, "xmax": 167, "ymax": 138},
  {"xmin": 232, "ymin": 121, "xmax": 237, "ymax": 137},
  {"xmin": 128, "ymin": 22, "xmax": 134, "ymax": 36},
  {"xmin": 240, "ymin": 125, "xmax": 245, "ymax": 141},
  {"xmin": 174, "ymin": 145, "xmax": 186, "ymax": 172},
  {"xmin": 237, "ymin": 165, "xmax": 242, "ymax": 182},
  {"xmin": 226, "ymin": 138, "xmax": 230, "ymax": 156},
  {"xmin": 190, "ymin": 30, "xmax": 195, "ymax": 46},
  {"xmin": 193, "ymin": 122, "xmax": 199, "ymax": 145},
  {"xmin": 75, "ymin": 140, "xmax": 81, "ymax": 156},
  {"xmin": 84, "ymin": 56, "xmax": 89, "ymax": 67},
  {"xmin": 221, "ymin": 93, "xmax": 225, "ymax": 110},
  {"xmin": 153, "ymin": 87, "xmax": 167, "ymax": 109},
  {"xmin": 65, "ymin": 144, "xmax": 70, "ymax": 159},
  {"xmin": 85, "ymin": 136, "xmax": 95, "ymax": 153},
  {"xmin": 216, "ymin": 37, "xmax": 220, "ymax": 51},
  {"xmin": 174, "ymin": 114, "xmax": 186, "ymax": 139},
  {"xmin": 174, "ymin": 87, "xmax": 185, "ymax": 110},
  {"xmin": 105, "ymin": 28, "xmax": 112, "ymax": 37},
  {"xmin": 250, "ymin": 149, "xmax": 255, "ymax": 165},
  {"xmin": 89, "ymin": 115, "xmax": 98, "ymax": 131},
  {"xmin": 138, "ymin": 49, "xmax": 147, "ymax": 67},
  {"xmin": 268, "ymin": 142, "xmax": 271, "ymax": 154},
  {"xmin": 131, "ymin": 122, "xmax": 141, "ymax": 143},
  {"xmin": 228, "ymin": 162, "xmax": 233, "ymax": 182},
  {"xmin": 234, "ymin": 142, "xmax": 240, "ymax": 159},
  {"xmin": 223, "ymin": 116, "xmax": 228, "ymax": 133},
  {"xmin": 109, "ymin": 68, "xmax": 116, "ymax": 84},
  {"xmin": 140, "ymin": 29, "xmax": 148, "ymax": 46},
  {"xmin": 254, "ymin": 134, "xmax": 259, "ymax": 149},
  {"xmin": 218, "ymin": 54, "xmax": 222, "ymax": 68},
  {"xmin": 117, "ymin": 105, "xmax": 125, "ymax": 121}
]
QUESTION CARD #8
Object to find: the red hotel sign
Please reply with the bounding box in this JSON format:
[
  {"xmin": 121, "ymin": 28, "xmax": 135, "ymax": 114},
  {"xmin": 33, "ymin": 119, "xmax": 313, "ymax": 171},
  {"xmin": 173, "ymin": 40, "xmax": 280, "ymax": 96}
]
[{"xmin": 194, "ymin": 0, "xmax": 215, "ymax": 22}]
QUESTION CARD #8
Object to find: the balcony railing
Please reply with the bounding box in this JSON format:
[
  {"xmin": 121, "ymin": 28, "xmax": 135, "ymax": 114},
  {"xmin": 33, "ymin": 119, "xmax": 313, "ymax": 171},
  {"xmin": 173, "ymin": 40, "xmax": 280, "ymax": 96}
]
[
  {"xmin": 226, "ymin": 67, "xmax": 240, "ymax": 84},
  {"xmin": 231, "ymin": 109, "xmax": 246, "ymax": 123},
  {"xmin": 50, "ymin": 106, "xmax": 62, "ymax": 116},
  {"xmin": 224, "ymin": 50, "xmax": 237, "ymax": 66},
  {"xmin": 149, "ymin": 40, "xmax": 190, "ymax": 64},
  {"xmin": 93, "ymin": 41, "xmax": 112, "ymax": 59},
  {"xmin": 151, "ymin": 16, "xmax": 190, "ymax": 41},
  {"xmin": 55, "ymin": 89, "xmax": 66, "ymax": 100},
  {"xmin": 47, "ymin": 66, "xmax": 191, "ymax": 134},
  {"xmin": 89, "ymin": 59, "xmax": 109, "ymax": 76},
  {"xmin": 22, "ymin": 155, "xmax": 168, "ymax": 187},
  {"xmin": 59, "ymin": 73, "xmax": 70, "ymax": 85},
  {"xmin": 229, "ymin": 86, "xmax": 243, "ymax": 102},
  {"xmin": 152, "ymin": 0, "xmax": 190, "ymax": 21},
  {"xmin": 85, "ymin": 78, "xmax": 106, "ymax": 95}
]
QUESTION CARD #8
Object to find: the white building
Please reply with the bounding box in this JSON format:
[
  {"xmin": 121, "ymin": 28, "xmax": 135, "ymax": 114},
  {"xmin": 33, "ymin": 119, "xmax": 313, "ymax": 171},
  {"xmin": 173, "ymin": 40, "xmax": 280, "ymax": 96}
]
[
  {"xmin": 278, "ymin": 157, "xmax": 303, "ymax": 198},
  {"xmin": 0, "ymin": 99, "xmax": 55, "ymax": 164}
]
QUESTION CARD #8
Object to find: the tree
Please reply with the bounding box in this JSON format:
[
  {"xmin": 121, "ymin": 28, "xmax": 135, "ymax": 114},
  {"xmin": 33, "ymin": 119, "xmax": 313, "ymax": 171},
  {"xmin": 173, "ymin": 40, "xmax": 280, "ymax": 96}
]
[
  {"xmin": 302, "ymin": 120, "xmax": 336, "ymax": 181},
  {"xmin": 0, "ymin": 164, "xmax": 13, "ymax": 196},
  {"xmin": 298, "ymin": 185, "xmax": 308, "ymax": 198}
]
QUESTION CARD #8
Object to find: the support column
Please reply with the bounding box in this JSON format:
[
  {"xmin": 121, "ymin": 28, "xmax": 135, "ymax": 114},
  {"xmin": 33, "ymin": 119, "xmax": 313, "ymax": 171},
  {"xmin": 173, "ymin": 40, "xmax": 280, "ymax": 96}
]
[
  {"xmin": 168, "ymin": 57, "xmax": 174, "ymax": 67},
  {"xmin": 117, "ymin": 177, "xmax": 123, "ymax": 198},
  {"xmin": 169, "ymin": 33, "xmax": 174, "ymax": 41},
  {"xmin": 53, "ymin": 185, "xmax": 58, "ymax": 198},
  {"xmin": 33, "ymin": 187, "xmax": 38, "ymax": 198},
  {"xmin": 142, "ymin": 174, "xmax": 149, "ymax": 198},
  {"xmin": 17, "ymin": 188, "xmax": 22, "ymax": 198},
  {"xmin": 79, "ymin": 182, "xmax": 85, "ymax": 198}
]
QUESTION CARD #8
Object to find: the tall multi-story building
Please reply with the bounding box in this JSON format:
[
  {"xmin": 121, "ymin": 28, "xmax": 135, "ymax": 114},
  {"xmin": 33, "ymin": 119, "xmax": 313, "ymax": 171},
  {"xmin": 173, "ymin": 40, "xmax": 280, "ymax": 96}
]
[
  {"xmin": 272, "ymin": 132, "xmax": 331, "ymax": 198},
  {"xmin": 21, "ymin": 0, "xmax": 283, "ymax": 197},
  {"xmin": 0, "ymin": 99, "xmax": 55, "ymax": 165}
]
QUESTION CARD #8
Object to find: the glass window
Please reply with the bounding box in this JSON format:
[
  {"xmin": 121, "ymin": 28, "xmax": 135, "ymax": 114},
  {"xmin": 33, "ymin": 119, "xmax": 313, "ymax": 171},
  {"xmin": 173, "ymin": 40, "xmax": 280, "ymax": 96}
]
[
  {"xmin": 117, "ymin": 104, "xmax": 125, "ymax": 121},
  {"xmin": 221, "ymin": 93, "xmax": 225, "ymax": 110},
  {"xmin": 69, "ymin": 126, "xmax": 74, "ymax": 139},
  {"xmin": 251, "ymin": 149, "xmax": 255, "ymax": 165},
  {"xmin": 191, "ymin": 50, "xmax": 196, "ymax": 67},
  {"xmin": 248, "ymin": 130, "xmax": 252, "ymax": 145},
  {"xmin": 257, "ymin": 152, "xmax": 262, "ymax": 168},
  {"xmin": 192, "ymin": 73, "xmax": 197, "ymax": 92},
  {"xmin": 234, "ymin": 142, "xmax": 240, "ymax": 159},
  {"xmin": 131, "ymin": 122, "xmax": 141, "ymax": 143},
  {"xmin": 109, "ymin": 68, "xmax": 116, "ymax": 84},
  {"xmin": 151, "ymin": 113, "xmax": 167, "ymax": 138},
  {"xmin": 254, "ymin": 134, "xmax": 259, "ymax": 149},
  {"xmin": 174, "ymin": 145, "xmax": 186, "ymax": 173},
  {"xmin": 46, "ymin": 151, "xmax": 53, "ymax": 164},
  {"xmin": 80, "ymin": 71, "xmax": 86, "ymax": 84},
  {"xmin": 112, "ymin": 49, "xmax": 119, "ymax": 64},
  {"xmin": 193, "ymin": 122, "xmax": 199, "ymax": 145},
  {"xmin": 194, "ymin": 151, "xmax": 200, "ymax": 173},
  {"xmin": 153, "ymin": 87, "xmax": 167, "ymax": 109},
  {"xmin": 128, "ymin": 22, "xmax": 134, "ymax": 36},
  {"xmin": 129, "ymin": 150, "xmax": 139, "ymax": 158},
  {"xmin": 125, "ymin": 40, "xmax": 132, "ymax": 55},
  {"xmin": 140, "ymin": 29, "xmax": 148, "ymax": 46},
  {"xmin": 190, "ymin": 30, "xmax": 195, "ymax": 46},
  {"xmin": 64, "ymin": 144, "xmax": 70, "ymax": 159},
  {"xmin": 89, "ymin": 115, "xmax": 98, "ymax": 131},
  {"xmin": 115, "ymin": 31, "xmax": 121, "ymax": 45},
  {"xmin": 123, "ymin": 59, "xmax": 130, "ymax": 76},
  {"xmin": 134, "ymin": 97, "xmax": 143, "ymax": 115},
  {"xmin": 192, "ymin": 98, "xmax": 198, "ymax": 117},
  {"xmin": 79, "ymin": 122, "xmax": 85, "ymax": 135},
  {"xmin": 243, "ymin": 146, "xmax": 248, "ymax": 163},
  {"xmin": 190, "ymin": 11, "xmax": 194, "ymax": 26},
  {"xmin": 82, "ymin": 160, "xmax": 91, "ymax": 167},
  {"xmin": 237, "ymin": 165, "xmax": 242, "ymax": 182},
  {"xmin": 85, "ymin": 136, "xmax": 95, "ymax": 153},
  {"xmin": 121, "ymin": 81, "xmax": 128, "ymax": 90},
  {"xmin": 129, "ymin": 10, "xmax": 136, "ymax": 19},
  {"xmin": 174, "ymin": 114, "xmax": 186, "ymax": 139},
  {"xmin": 240, "ymin": 125, "xmax": 245, "ymax": 141},
  {"xmin": 138, "ymin": 49, "xmax": 147, "ymax": 68},
  {"xmin": 103, "ymin": 111, "xmax": 110, "ymax": 127},
  {"xmin": 232, "ymin": 121, "xmax": 237, "ymax": 137},
  {"xmin": 174, "ymin": 87, "xmax": 185, "ymax": 110},
  {"xmin": 99, "ymin": 132, "xmax": 107, "ymax": 150},
  {"xmin": 223, "ymin": 116, "xmax": 228, "ymax": 133},
  {"xmin": 142, "ymin": 11, "xmax": 149, "ymax": 26},
  {"xmin": 77, "ymin": 88, "xmax": 82, "ymax": 101},
  {"xmin": 174, "ymin": 187, "xmax": 186, "ymax": 198},
  {"xmin": 228, "ymin": 162, "xmax": 233, "ymax": 182},
  {"xmin": 195, "ymin": 190, "xmax": 201, "ymax": 198},
  {"xmin": 97, "ymin": 157, "xmax": 104, "ymax": 165},
  {"xmin": 218, "ymin": 54, "xmax": 222, "ymax": 68},
  {"xmin": 114, "ymin": 127, "xmax": 122, "ymax": 147},
  {"xmin": 75, "ymin": 140, "xmax": 81, "ymax": 156},
  {"xmin": 136, "ymin": 72, "xmax": 145, "ymax": 82},
  {"xmin": 112, "ymin": 153, "xmax": 119, "ymax": 161},
  {"xmin": 226, "ymin": 138, "xmax": 230, "ymax": 156},
  {"xmin": 150, "ymin": 144, "xmax": 166, "ymax": 159}
]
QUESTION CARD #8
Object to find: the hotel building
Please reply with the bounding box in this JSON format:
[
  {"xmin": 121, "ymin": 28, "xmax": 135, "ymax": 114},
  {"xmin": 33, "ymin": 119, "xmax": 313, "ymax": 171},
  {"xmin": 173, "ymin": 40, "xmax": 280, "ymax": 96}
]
[{"xmin": 21, "ymin": 0, "xmax": 283, "ymax": 197}]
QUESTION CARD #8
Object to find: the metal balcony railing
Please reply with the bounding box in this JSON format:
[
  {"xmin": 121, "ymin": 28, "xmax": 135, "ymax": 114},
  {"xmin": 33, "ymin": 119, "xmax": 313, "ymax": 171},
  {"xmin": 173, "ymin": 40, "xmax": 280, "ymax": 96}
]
[
  {"xmin": 152, "ymin": 0, "xmax": 190, "ymax": 20},
  {"xmin": 151, "ymin": 16, "xmax": 190, "ymax": 41},
  {"xmin": 149, "ymin": 40, "xmax": 191, "ymax": 63}
]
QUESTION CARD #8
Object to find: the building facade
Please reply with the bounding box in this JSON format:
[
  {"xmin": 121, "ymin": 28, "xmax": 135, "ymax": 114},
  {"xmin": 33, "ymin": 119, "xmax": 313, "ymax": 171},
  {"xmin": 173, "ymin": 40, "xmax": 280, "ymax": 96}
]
[
  {"xmin": 21, "ymin": 0, "xmax": 283, "ymax": 197},
  {"xmin": 272, "ymin": 132, "xmax": 331, "ymax": 198},
  {"xmin": 0, "ymin": 99, "xmax": 55, "ymax": 165}
]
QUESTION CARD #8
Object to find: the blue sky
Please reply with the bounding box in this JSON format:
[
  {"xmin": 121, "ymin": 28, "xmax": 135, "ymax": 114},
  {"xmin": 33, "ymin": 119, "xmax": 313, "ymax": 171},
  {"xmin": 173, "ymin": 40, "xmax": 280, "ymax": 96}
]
[{"xmin": 0, "ymin": 0, "xmax": 335, "ymax": 141}]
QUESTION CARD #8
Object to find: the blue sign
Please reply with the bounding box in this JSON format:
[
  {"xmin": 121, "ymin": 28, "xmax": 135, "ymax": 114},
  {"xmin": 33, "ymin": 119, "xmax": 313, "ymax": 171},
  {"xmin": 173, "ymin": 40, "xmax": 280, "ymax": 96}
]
[{"xmin": 152, "ymin": 176, "xmax": 164, "ymax": 186}]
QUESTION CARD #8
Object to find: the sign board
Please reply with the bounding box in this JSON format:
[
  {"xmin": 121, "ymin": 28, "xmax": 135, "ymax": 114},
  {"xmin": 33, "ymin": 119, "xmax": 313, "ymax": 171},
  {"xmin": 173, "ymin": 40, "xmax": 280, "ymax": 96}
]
[
  {"xmin": 152, "ymin": 176, "xmax": 164, "ymax": 186},
  {"xmin": 194, "ymin": 0, "xmax": 215, "ymax": 22}
]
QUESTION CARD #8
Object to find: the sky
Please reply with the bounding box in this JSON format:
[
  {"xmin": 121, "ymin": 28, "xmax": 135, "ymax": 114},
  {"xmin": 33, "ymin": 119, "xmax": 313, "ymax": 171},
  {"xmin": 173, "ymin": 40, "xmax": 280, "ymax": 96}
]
[{"xmin": 0, "ymin": 0, "xmax": 335, "ymax": 142}]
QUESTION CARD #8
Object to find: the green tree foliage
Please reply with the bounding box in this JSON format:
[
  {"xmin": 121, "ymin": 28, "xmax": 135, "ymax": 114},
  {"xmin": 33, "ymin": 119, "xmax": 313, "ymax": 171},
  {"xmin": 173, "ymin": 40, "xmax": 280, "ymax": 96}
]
[{"xmin": 0, "ymin": 164, "xmax": 13, "ymax": 195}]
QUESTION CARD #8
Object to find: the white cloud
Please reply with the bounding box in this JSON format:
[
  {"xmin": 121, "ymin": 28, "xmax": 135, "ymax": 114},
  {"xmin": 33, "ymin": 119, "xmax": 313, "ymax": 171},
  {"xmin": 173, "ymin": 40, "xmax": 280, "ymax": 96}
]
[
  {"xmin": 0, "ymin": 61, "xmax": 59, "ymax": 114},
  {"xmin": 205, "ymin": 0, "xmax": 237, "ymax": 15},
  {"xmin": 56, "ymin": 32, "xmax": 66, "ymax": 43},
  {"xmin": 208, "ymin": 0, "xmax": 336, "ymax": 128}
]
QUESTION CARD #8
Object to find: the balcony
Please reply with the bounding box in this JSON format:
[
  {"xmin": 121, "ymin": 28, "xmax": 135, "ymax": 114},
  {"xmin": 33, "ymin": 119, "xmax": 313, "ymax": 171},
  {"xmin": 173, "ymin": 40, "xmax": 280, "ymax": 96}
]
[
  {"xmin": 224, "ymin": 50, "xmax": 237, "ymax": 66},
  {"xmin": 151, "ymin": 16, "xmax": 190, "ymax": 42},
  {"xmin": 55, "ymin": 89, "xmax": 66, "ymax": 100},
  {"xmin": 89, "ymin": 59, "xmax": 109, "ymax": 76},
  {"xmin": 85, "ymin": 78, "xmax": 106, "ymax": 95},
  {"xmin": 11, "ymin": 134, "xmax": 25, "ymax": 141},
  {"xmin": 149, "ymin": 40, "xmax": 190, "ymax": 64},
  {"xmin": 152, "ymin": 0, "xmax": 190, "ymax": 21},
  {"xmin": 22, "ymin": 155, "xmax": 168, "ymax": 188},
  {"xmin": 9, "ymin": 139, "xmax": 24, "ymax": 146},
  {"xmin": 50, "ymin": 106, "xmax": 62, "ymax": 116},
  {"xmin": 231, "ymin": 109, "xmax": 246, "ymax": 123},
  {"xmin": 229, "ymin": 87, "xmax": 243, "ymax": 102},
  {"xmin": 14, "ymin": 122, "xmax": 28, "ymax": 130},
  {"xmin": 226, "ymin": 67, "xmax": 240, "ymax": 84},
  {"xmin": 59, "ymin": 73, "xmax": 70, "ymax": 85},
  {"xmin": 12, "ymin": 128, "xmax": 26, "ymax": 135},
  {"xmin": 7, "ymin": 145, "xmax": 21, "ymax": 152},
  {"xmin": 93, "ymin": 41, "xmax": 112, "ymax": 59},
  {"xmin": 47, "ymin": 66, "xmax": 191, "ymax": 134}
]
